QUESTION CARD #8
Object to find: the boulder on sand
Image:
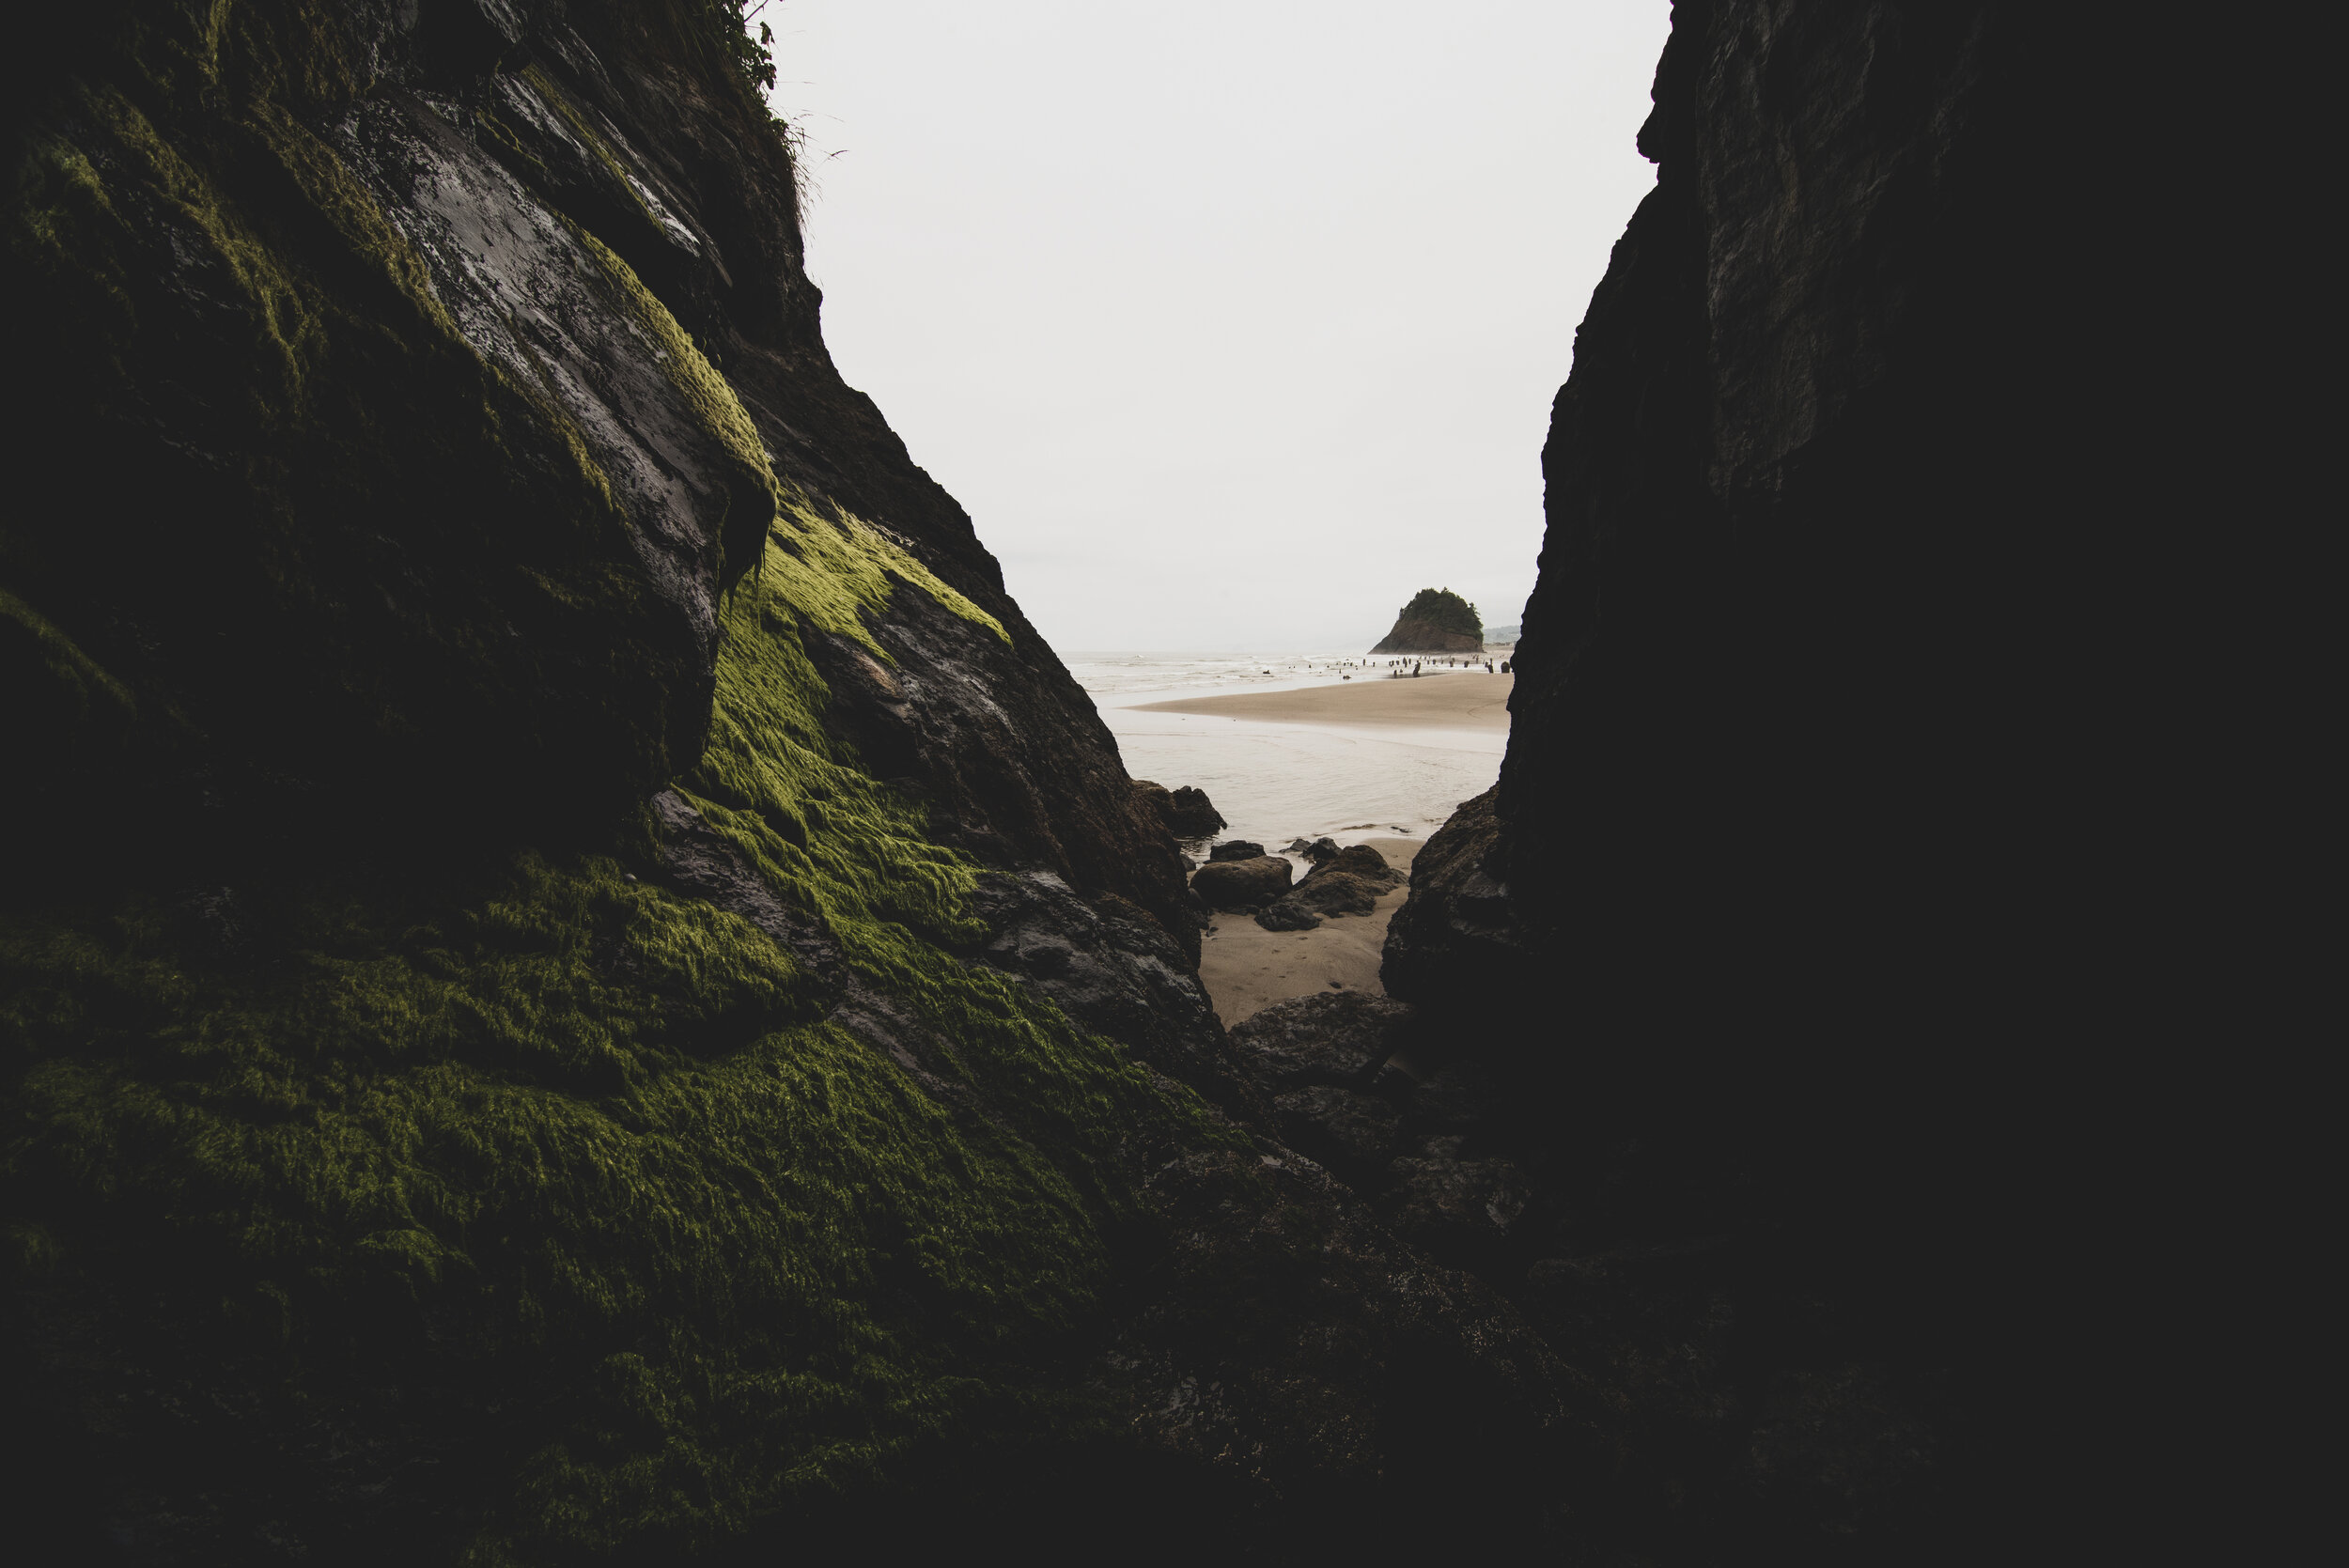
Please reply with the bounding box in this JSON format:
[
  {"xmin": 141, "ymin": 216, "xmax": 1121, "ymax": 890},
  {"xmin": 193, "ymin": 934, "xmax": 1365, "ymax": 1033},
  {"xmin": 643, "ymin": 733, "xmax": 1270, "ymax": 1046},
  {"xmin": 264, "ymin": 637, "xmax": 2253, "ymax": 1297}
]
[
  {"xmin": 1285, "ymin": 836, "xmax": 1341, "ymax": 862},
  {"xmin": 1131, "ymin": 780, "xmax": 1227, "ymax": 838},
  {"xmin": 1290, "ymin": 871, "xmax": 1387, "ymax": 916},
  {"xmin": 1207, "ymin": 839, "xmax": 1266, "ymax": 862},
  {"xmin": 1302, "ymin": 843, "xmax": 1406, "ymax": 891},
  {"xmin": 1253, "ymin": 870, "xmax": 1386, "ymax": 930},
  {"xmin": 1190, "ymin": 854, "xmax": 1293, "ymax": 910},
  {"xmin": 1254, "ymin": 899, "xmax": 1320, "ymax": 931}
]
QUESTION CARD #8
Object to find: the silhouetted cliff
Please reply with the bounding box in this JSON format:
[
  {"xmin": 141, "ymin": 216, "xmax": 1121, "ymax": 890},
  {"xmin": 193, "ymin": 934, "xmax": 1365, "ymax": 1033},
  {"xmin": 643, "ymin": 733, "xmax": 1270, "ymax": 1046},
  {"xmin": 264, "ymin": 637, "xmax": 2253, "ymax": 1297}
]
[
  {"xmin": 1384, "ymin": 1, "xmax": 2125, "ymax": 1553},
  {"xmin": 1370, "ymin": 586, "xmax": 1486, "ymax": 652}
]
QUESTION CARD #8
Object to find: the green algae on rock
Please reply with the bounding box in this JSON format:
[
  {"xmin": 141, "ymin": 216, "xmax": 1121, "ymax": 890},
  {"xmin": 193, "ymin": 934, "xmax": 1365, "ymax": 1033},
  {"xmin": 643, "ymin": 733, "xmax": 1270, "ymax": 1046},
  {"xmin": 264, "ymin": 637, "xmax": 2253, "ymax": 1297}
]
[
  {"xmin": 5, "ymin": 3, "xmax": 1604, "ymax": 1561},
  {"xmin": 1, "ymin": 437, "xmax": 1222, "ymax": 1560},
  {"xmin": 0, "ymin": 3, "xmax": 1213, "ymax": 1558},
  {"xmin": 3, "ymin": 840, "xmax": 1217, "ymax": 1560}
]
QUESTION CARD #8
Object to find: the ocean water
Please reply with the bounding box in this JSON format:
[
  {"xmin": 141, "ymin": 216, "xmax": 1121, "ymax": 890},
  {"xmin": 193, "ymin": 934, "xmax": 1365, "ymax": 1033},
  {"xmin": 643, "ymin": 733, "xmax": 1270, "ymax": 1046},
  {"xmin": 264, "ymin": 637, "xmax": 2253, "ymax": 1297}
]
[{"xmin": 1062, "ymin": 650, "xmax": 1508, "ymax": 859}]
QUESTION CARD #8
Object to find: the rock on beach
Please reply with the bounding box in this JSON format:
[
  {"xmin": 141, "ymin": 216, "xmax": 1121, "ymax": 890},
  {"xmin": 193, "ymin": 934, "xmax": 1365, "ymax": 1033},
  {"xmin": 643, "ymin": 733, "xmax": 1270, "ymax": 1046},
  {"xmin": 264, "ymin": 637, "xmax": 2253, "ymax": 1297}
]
[{"xmin": 1190, "ymin": 854, "xmax": 1293, "ymax": 910}]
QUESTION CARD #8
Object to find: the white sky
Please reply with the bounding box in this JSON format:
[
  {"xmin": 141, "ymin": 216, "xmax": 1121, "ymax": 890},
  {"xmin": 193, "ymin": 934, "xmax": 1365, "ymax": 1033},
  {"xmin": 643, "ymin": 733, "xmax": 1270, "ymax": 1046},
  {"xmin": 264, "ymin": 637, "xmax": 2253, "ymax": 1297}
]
[{"xmin": 762, "ymin": 0, "xmax": 1670, "ymax": 651}]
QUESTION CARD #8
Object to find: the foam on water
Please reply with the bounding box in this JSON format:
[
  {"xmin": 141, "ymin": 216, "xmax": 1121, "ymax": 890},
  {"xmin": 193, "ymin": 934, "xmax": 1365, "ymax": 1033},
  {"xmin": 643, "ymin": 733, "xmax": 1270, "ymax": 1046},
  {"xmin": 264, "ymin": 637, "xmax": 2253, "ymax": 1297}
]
[{"xmin": 1062, "ymin": 650, "xmax": 1507, "ymax": 862}]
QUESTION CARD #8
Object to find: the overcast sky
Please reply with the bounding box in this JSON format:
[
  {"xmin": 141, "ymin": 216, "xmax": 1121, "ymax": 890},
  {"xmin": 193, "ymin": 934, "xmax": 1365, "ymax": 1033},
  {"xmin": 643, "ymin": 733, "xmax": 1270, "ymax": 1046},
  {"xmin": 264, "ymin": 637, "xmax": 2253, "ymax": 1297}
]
[{"xmin": 762, "ymin": 0, "xmax": 1670, "ymax": 651}]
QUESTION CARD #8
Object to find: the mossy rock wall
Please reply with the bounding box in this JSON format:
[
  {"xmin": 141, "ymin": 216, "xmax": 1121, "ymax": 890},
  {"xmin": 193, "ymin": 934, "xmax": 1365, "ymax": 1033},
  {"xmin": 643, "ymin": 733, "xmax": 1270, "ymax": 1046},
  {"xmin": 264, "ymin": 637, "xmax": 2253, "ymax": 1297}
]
[
  {"xmin": 3, "ymin": 5, "xmax": 1605, "ymax": 1560},
  {"xmin": 0, "ymin": 3, "xmax": 1229, "ymax": 1559}
]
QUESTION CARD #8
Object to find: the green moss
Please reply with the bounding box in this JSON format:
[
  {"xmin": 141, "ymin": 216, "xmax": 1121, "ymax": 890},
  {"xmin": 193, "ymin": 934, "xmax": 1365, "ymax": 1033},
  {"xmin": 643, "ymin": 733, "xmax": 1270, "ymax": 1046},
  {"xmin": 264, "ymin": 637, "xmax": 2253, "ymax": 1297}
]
[
  {"xmin": 3, "ymin": 496, "xmax": 1212, "ymax": 1562},
  {"xmin": 4, "ymin": 50, "xmax": 707, "ymax": 802},
  {"xmin": 4, "ymin": 7, "xmax": 1202, "ymax": 1558},
  {"xmin": 574, "ymin": 223, "xmax": 771, "ymax": 494},
  {"xmin": 5, "ymin": 823, "xmax": 1206, "ymax": 1557},
  {"xmin": 516, "ymin": 62, "xmax": 665, "ymax": 229},
  {"xmin": 759, "ymin": 485, "xmax": 1008, "ymax": 655},
  {"xmin": 72, "ymin": 82, "xmax": 322, "ymax": 398},
  {"xmin": 0, "ymin": 587, "xmax": 138, "ymax": 728}
]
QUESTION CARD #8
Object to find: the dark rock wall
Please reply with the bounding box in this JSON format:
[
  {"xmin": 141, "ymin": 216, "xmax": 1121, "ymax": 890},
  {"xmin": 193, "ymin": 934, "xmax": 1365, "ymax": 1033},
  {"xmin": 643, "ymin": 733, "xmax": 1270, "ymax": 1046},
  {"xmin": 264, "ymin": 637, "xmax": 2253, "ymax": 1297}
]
[
  {"xmin": 1368, "ymin": 616, "xmax": 1485, "ymax": 654},
  {"xmin": 1398, "ymin": 0, "xmax": 2095, "ymax": 1145},
  {"xmin": 1386, "ymin": 0, "xmax": 2132, "ymax": 1550},
  {"xmin": 1, "ymin": 0, "xmax": 1185, "ymax": 944}
]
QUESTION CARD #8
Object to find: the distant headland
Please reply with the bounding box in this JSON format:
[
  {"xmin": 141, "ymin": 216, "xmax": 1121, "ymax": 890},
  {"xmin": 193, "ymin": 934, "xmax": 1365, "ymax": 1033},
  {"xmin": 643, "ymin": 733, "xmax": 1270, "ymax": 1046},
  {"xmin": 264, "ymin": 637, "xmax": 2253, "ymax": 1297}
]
[{"xmin": 1370, "ymin": 586, "xmax": 1486, "ymax": 653}]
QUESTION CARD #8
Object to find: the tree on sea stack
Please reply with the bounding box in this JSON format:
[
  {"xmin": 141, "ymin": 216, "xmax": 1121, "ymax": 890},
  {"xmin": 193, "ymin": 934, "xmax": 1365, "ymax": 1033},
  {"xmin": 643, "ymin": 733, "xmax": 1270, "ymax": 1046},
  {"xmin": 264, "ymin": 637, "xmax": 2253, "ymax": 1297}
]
[{"xmin": 1370, "ymin": 587, "xmax": 1486, "ymax": 653}]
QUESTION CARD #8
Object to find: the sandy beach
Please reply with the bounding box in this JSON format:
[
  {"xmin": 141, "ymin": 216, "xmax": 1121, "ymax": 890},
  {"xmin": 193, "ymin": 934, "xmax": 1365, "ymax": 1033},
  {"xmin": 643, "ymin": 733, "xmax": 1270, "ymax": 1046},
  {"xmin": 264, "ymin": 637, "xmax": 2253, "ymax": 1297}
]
[
  {"xmin": 1197, "ymin": 837, "xmax": 1423, "ymax": 1026},
  {"xmin": 1071, "ymin": 658, "xmax": 1510, "ymax": 1026},
  {"xmin": 1130, "ymin": 671, "xmax": 1512, "ymax": 730}
]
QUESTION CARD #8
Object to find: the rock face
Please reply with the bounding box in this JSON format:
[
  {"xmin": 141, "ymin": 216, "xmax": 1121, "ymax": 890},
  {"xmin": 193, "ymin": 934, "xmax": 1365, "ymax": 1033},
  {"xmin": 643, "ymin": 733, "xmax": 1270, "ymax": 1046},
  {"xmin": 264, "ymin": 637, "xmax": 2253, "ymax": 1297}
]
[
  {"xmin": 1381, "ymin": 786, "xmax": 1520, "ymax": 1002},
  {"xmin": 1371, "ymin": 586, "xmax": 1486, "ymax": 653},
  {"xmin": 1302, "ymin": 842, "xmax": 1406, "ymax": 890},
  {"xmin": 1132, "ymin": 779, "xmax": 1226, "ymax": 838},
  {"xmin": 0, "ymin": 6, "xmax": 1564, "ymax": 1560},
  {"xmin": 1, "ymin": 2, "xmax": 2127, "ymax": 1560},
  {"xmin": 1225, "ymin": 991, "xmax": 1418, "ymax": 1091},
  {"xmin": 1253, "ymin": 870, "xmax": 1387, "ymax": 931},
  {"xmin": 1257, "ymin": 842, "xmax": 1405, "ymax": 926},
  {"xmin": 1369, "ymin": 618, "xmax": 1483, "ymax": 654},
  {"xmin": 1380, "ymin": 2, "xmax": 2114, "ymax": 1555},
  {"xmin": 1162, "ymin": 784, "xmax": 1226, "ymax": 836}
]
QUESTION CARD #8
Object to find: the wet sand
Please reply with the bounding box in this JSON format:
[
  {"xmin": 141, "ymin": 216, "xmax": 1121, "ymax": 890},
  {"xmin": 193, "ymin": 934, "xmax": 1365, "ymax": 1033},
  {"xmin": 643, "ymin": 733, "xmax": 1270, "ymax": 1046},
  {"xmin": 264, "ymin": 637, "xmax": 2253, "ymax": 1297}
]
[
  {"xmin": 1129, "ymin": 672, "xmax": 1512, "ymax": 730},
  {"xmin": 1197, "ymin": 837, "xmax": 1423, "ymax": 1027}
]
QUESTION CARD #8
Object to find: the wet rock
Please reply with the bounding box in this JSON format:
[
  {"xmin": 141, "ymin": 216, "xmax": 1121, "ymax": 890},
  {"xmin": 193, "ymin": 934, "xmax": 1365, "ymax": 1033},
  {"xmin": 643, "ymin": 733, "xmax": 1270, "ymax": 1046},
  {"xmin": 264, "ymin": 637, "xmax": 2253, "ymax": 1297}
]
[
  {"xmin": 1383, "ymin": 1135, "xmax": 1529, "ymax": 1265},
  {"xmin": 653, "ymin": 789, "xmax": 846, "ymax": 988},
  {"xmin": 1285, "ymin": 835, "xmax": 1342, "ymax": 862},
  {"xmin": 1408, "ymin": 1063, "xmax": 1509, "ymax": 1134},
  {"xmin": 1272, "ymin": 1085, "xmax": 1403, "ymax": 1167},
  {"xmin": 1107, "ymin": 1144, "xmax": 1595, "ymax": 1535},
  {"xmin": 1129, "ymin": 780, "xmax": 1176, "ymax": 831},
  {"xmin": 1302, "ymin": 843, "xmax": 1405, "ymax": 890},
  {"xmin": 962, "ymin": 869, "xmax": 1243, "ymax": 1109},
  {"xmin": 1207, "ymin": 839, "xmax": 1266, "ymax": 862},
  {"xmin": 1378, "ymin": 786, "xmax": 1521, "ymax": 1021},
  {"xmin": 823, "ymin": 588, "xmax": 1204, "ymax": 967},
  {"xmin": 1165, "ymin": 784, "xmax": 1226, "ymax": 836},
  {"xmin": 1288, "ymin": 870, "xmax": 1386, "ymax": 915},
  {"xmin": 1252, "ymin": 869, "xmax": 1385, "ymax": 931},
  {"xmin": 1253, "ymin": 900, "xmax": 1320, "ymax": 931},
  {"xmin": 1190, "ymin": 855, "xmax": 1292, "ymax": 910},
  {"xmin": 1225, "ymin": 991, "xmax": 1416, "ymax": 1091}
]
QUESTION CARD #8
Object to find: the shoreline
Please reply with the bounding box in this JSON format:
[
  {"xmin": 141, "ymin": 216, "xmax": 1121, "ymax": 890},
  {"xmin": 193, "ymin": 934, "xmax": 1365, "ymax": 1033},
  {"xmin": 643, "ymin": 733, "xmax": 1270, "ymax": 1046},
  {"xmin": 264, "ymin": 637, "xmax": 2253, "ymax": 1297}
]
[
  {"xmin": 1128, "ymin": 670, "xmax": 1512, "ymax": 731},
  {"xmin": 1195, "ymin": 836, "xmax": 1424, "ymax": 1026},
  {"xmin": 1077, "ymin": 659, "xmax": 1508, "ymax": 1023}
]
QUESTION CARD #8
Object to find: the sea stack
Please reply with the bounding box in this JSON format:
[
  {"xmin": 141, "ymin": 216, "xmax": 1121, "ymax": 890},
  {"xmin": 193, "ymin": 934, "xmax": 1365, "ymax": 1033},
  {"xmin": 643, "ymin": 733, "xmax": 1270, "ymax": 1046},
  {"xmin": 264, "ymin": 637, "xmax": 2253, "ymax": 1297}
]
[{"xmin": 1370, "ymin": 587, "xmax": 1486, "ymax": 653}]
